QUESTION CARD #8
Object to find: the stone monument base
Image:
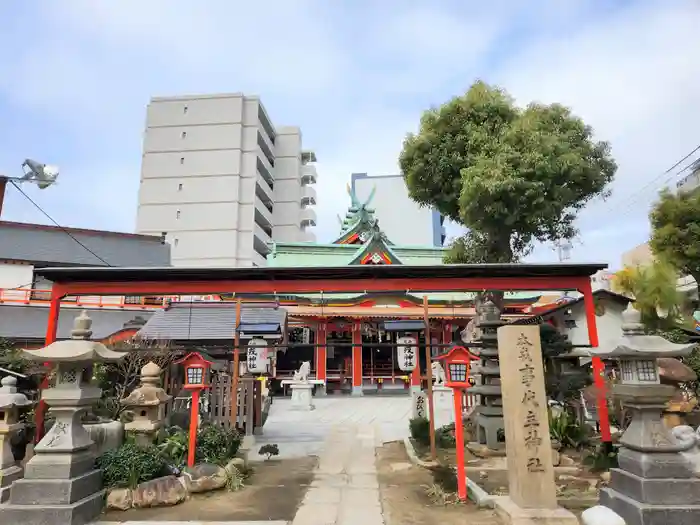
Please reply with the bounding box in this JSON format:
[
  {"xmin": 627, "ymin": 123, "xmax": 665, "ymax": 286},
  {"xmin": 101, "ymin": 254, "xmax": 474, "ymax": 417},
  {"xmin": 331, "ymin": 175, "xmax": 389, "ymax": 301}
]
[
  {"xmin": 0, "ymin": 490, "xmax": 105, "ymax": 525},
  {"xmin": 491, "ymin": 496, "xmax": 579, "ymax": 525},
  {"xmin": 290, "ymin": 383, "xmax": 315, "ymax": 410},
  {"xmin": 601, "ymin": 483, "xmax": 700, "ymax": 525}
]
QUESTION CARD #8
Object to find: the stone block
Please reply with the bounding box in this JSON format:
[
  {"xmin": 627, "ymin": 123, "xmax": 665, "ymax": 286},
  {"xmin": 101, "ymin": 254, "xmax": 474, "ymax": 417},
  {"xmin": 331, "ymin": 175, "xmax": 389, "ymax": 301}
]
[
  {"xmin": 292, "ymin": 502, "xmax": 338, "ymax": 525},
  {"xmin": 23, "ymin": 450, "xmax": 96, "ymax": 480},
  {"xmin": 601, "ymin": 486, "xmax": 700, "ymax": 525},
  {"xmin": 617, "ymin": 447, "xmax": 695, "ymax": 479},
  {"xmin": 0, "ymin": 464, "xmax": 23, "ymax": 502},
  {"xmin": 610, "ymin": 468, "xmax": 700, "ymax": 506},
  {"xmin": 84, "ymin": 420, "xmax": 124, "ymax": 456},
  {"xmin": 0, "ymin": 490, "xmax": 105, "ymax": 525},
  {"xmin": 181, "ymin": 463, "xmax": 227, "ymax": 493},
  {"xmin": 105, "ymin": 487, "xmax": 133, "ymax": 511},
  {"xmin": 10, "ymin": 469, "xmax": 102, "ymax": 505}
]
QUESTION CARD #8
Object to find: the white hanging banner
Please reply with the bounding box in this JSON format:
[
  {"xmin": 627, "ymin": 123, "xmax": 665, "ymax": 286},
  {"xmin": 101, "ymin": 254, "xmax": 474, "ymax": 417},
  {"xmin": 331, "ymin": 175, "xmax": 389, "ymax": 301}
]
[
  {"xmin": 396, "ymin": 336, "xmax": 418, "ymax": 371},
  {"xmin": 246, "ymin": 338, "xmax": 269, "ymax": 374}
]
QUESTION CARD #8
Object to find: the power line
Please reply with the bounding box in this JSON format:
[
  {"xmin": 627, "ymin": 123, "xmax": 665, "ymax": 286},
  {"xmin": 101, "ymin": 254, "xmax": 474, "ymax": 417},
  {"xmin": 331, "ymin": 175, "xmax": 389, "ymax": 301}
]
[
  {"xmin": 592, "ymin": 142, "xmax": 700, "ymax": 222},
  {"xmin": 9, "ymin": 181, "xmax": 112, "ymax": 266}
]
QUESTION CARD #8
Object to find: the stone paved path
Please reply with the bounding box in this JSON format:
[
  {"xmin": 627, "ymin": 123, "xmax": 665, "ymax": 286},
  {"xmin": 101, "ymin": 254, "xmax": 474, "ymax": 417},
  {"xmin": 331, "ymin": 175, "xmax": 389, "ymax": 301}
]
[{"xmin": 292, "ymin": 423, "xmax": 384, "ymax": 525}]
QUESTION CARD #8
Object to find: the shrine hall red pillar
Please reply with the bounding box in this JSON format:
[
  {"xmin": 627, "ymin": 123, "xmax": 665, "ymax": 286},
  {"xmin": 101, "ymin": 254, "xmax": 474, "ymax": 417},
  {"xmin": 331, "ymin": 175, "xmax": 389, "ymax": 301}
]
[
  {"xmin": 316, "ymin": 321, "xmax": 327, "ymax": 395},
  {"xmin": 410, "ymin": 332, "xmax": 421, "ymax": 392},
  {"xmin": 351, "ymin": 321, "xmax": 363, "ymax": 396}
]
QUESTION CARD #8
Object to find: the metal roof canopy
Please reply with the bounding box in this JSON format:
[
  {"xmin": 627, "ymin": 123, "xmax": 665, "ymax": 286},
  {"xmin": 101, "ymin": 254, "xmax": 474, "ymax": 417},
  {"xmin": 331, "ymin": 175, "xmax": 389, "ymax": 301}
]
[{"xmin": 35, "ymin": 263, "xmax": 607, "ymax": 296}]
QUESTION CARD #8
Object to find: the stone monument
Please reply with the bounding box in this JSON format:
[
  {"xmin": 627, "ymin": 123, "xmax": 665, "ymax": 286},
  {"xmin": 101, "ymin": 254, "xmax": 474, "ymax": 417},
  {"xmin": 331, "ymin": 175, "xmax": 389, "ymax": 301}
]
[
  {"xmin": 0, "ymin": 311, "xmax": 126, "ymax": 525},
  {"xmin": 121, "ymin": 361, "xmax": 171, "ymax": 446},
  {"xmin": 470, "ymin": 300, "xmax": 506, "ymax": 449},
  {"xmin": 0, "ymin": 376, "xmax": 32, "ymax": 502},
  {"xmin": 289, "ymin": 361, "xmax": 314, "ymax": 411},
  {"xmin": 596, "ymin": 304, "xmax": 700, "ymax": 525},
  {"xmin": 493, "ymin": 324, "xmax": 578, "ymax": 525}
]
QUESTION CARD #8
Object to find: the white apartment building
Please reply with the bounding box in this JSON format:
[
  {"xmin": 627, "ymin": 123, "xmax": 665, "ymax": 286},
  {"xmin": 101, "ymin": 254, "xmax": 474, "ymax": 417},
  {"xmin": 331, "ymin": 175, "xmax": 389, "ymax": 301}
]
[
  {"xmin": 351, "ymin": 173, "xmax": 444, "ymax": 247},
  {"xmin": 136, "ymin": 93, "xmax": 318, "ymax": 267}
]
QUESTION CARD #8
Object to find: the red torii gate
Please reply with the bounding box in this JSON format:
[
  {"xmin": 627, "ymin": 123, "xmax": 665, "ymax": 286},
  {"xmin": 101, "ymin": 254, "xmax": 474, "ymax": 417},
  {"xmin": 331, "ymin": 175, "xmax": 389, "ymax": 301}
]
[{"xmin": 32, "ymin": 263, "xmax": 610, "ymax": 441}]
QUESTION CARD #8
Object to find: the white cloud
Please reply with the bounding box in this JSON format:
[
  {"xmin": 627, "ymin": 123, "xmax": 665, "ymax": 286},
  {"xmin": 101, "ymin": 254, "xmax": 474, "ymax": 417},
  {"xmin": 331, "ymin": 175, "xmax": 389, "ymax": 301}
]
[{"xmin": 1, "ymin": 0, "xmax": 698, "ymax": 272}]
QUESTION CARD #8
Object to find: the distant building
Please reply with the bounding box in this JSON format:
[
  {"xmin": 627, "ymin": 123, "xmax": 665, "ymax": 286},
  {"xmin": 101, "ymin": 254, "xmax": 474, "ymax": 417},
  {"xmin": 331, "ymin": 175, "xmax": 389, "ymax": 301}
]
[
  {"xmin": 621, "ymin": 243, "xmax": 655, "ymax": 268},
  {"xmin": 350, "ymin": 173, "xmax": 444, "ymax": 247},
  {"xmin": 0, "ymin": 221, "xmax": 170, "ymax": 346},
  {"xmin": 136, "ymin": 92, "xmax": 318, "ymax": 268}
]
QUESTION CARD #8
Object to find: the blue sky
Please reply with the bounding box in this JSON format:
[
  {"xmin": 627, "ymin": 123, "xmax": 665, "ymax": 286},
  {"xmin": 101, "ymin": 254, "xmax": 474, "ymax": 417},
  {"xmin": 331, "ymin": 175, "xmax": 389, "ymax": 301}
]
[{"xmin": 1, "ymin": 0, "xmax": 699, "ymax": 270}]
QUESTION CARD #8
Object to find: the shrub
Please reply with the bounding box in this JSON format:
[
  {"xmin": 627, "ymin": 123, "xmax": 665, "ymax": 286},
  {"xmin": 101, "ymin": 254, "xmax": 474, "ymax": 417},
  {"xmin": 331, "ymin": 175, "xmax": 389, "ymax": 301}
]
[
  {"xmin": 435, "ymin": 423, "xmax": 457, "ymax": 448},
  {"xmin": 583, "ymin": 443, "xmax": 619, "ymax": 472},
  {"xmin": 259, "ymin": 443, "xmax": 279, "ymax": 460},
  {"xmin": 409, "ymin": 417, "xmax": 431, "ymax": 447},
  {"xmin": 196, "ymin": 424, "xmax": 242, "ymax": 466},
  {"xmin": 429, "ymin": 464, "xmax": 458, "ymax": 493},
  {"xmin": 549, "ymin": 410, "xmax": 587, "ymax": 449},
  {"xmin": 97, "ymin": 443, "xmax": 168, "ymax": 489},
  {"xmin": 158, "ymin": 426, "xmax": 189, "ymax": 468}
]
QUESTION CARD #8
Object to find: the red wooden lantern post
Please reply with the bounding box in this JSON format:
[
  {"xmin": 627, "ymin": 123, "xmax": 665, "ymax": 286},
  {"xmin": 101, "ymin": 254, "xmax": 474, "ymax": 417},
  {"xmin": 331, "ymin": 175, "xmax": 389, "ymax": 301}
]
[
  {"xmin": 438, "ymin": 345, "xmax": 475, "ymax": 502},
  {"xmin": 175, "ymin": 352, "xmax": 213, "ymax": 468}
]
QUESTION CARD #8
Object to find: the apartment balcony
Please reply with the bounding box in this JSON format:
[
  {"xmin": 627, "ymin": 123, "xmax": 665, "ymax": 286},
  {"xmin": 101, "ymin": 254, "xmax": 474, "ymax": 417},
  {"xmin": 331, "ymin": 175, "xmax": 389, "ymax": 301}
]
[
  {"xmin": 255, "ymin": 198, "xmax": 273, "ymax": 228},
  {"xmin": 254, "ymin": 223, "xmax": 272, "ymax": 255},
  {"xmin": 257, "ymin": 150, "xmax": 274, "ymax": 185},
  {"xmin": 255, "ymin": 172, "xmax": 274, "ymax": 211},
  {"xmin": 301, "ymin": 164, "xmax": 317, "ymax": 185},
  {"xmin": 300, "ymin": 207, "xmax": 317, "ymax": 227},
  {"xmin": 301, "ymin": 184, "xmax": 317, "ymax": 206}
]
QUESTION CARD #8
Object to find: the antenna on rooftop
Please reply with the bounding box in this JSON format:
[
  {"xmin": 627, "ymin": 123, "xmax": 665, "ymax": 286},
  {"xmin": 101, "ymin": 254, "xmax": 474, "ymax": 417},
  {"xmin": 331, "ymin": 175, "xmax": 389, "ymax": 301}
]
[
  {"xmin": 553, "ymin": 239, "xmax": 573, "ymax": 262},
  {"xmin": 0, "ymin": 158, "xmax": 59, "ymax": 217}
]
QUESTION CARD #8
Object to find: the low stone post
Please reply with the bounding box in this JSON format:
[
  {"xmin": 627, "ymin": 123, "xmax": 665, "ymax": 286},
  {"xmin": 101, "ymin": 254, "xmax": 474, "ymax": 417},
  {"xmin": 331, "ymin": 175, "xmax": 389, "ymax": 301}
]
[
  {"xmin": 122, "ymin": 362, "xmax": 171, "ymax": 446},
  {"xmin": 0, "ymin": 310, "xmax": 126, "ymax": 525},
  {"xmin": 595, "ymin": 304, "xmax": 700, "ymax": 525},
  {"xmin": 0, "ymin": 376, "xmax": 32, "ymax": 502}
]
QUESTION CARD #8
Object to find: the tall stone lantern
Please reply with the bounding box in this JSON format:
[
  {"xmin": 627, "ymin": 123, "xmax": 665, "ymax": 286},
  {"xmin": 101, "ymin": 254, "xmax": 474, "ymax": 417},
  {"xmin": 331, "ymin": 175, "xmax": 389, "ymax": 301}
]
[
  {"xmin": 0, "ymin": 311, "xmax": 126, "ymax": 525},
  {"xmin": 595, "ymin": 304, "xmax": 700, "ymax": 525},
  {"xmin": 0, "ymin": 376, "xmax": 32, "ymax": 502},
  {"xmin": 121, "ymin": 362, "xmax": 171, "ymax": 446}
]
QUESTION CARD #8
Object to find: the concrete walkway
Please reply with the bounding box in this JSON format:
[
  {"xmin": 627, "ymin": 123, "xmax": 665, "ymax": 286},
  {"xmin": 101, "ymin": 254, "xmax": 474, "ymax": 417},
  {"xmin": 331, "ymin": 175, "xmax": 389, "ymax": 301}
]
[{"xmin": 292, "ymin": 423, "xmax": 384, "ymax": 525}]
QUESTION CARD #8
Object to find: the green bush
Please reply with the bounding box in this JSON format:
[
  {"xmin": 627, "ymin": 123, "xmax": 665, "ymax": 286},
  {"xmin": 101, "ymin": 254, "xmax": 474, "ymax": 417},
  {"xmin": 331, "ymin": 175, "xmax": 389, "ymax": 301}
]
[
  {"xmin": 549, "ymin": 410, "xmax": 587, "ymax": 449},
  {"xmin": 429, "ymin": 464, "xmax": 458, "ymax": 493},
  {"xmin": 583, "ymin": 443, "xmax": 619, "ymax": 472},
  {"xmin": 259, "ymin": 443, "xmax": 279, "ymax": 460},
  {"xmin": 158, "ymin": 426, "xmax": 189, "ymax": 468},
  {"xmin": 409, "ymin": 417, "xmax": 431, "ymax": 447},
  {"xmin": 96, "ymin": 443, "xmax": 168, "ymax": 489},
  {"xmin": 195, "ymin": 424, "xmax": 242, "ymax": 466},
  {"xmin": 435, "ymin": 423, "xmax": 457, "ymax": 448}
]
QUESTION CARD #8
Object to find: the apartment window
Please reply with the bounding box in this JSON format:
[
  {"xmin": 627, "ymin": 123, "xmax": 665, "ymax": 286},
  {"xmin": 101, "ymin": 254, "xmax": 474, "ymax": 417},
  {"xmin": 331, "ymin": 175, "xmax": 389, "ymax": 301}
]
[
  {"xmin": 183, "ymin": 105, "xmax": 188, "ymax": 114},
  {"xmin": 178, "ymin": 183, "xmax": 183, "ymax": 191},
  {"xmin": 176, "ymin": 210, "xmax": 181, "ymax": 219},
  {"xmin": 181, "ymin": 131, "xmax": 187, "ymax": 139},
  {"xmin": 180, "ymin": 157, "xmax": 184, "ymax": 164}
]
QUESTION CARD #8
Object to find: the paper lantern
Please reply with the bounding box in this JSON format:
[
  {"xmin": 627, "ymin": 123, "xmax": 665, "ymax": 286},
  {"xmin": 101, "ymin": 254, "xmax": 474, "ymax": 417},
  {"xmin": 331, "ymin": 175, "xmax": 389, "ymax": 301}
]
[
  {"xmin": 246, "ymin": 338, "xmax": 269, "ymax": 374},
  {"xmin": 396, "ymin": 336, "xmax": 418, "ymax": 371}
]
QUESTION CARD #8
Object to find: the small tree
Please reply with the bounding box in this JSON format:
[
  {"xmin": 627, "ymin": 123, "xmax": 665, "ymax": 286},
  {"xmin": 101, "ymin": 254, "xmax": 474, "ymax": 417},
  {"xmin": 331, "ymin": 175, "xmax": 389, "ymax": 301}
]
[
  {"xmin": 650, "ymin": 188, "xmax": 700, "ymax": 297},
  {"xmin": 539, "ymin": 324, "xmax": 590, "ymax": 404},
  {"xmin": 611, "ymin": 261, "xmax": 682, "ymax": 330}
]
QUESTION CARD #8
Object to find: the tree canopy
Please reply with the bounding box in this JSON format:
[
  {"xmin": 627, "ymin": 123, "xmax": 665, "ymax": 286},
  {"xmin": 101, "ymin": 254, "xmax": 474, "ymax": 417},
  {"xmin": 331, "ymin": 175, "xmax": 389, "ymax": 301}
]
[
  {"xmin": 650, "ymin": 187, "xmax": 700, "ymax": 292},
  {"xmin": 399, "ymin": 81, "xmax": 617, "ymax": 262}
]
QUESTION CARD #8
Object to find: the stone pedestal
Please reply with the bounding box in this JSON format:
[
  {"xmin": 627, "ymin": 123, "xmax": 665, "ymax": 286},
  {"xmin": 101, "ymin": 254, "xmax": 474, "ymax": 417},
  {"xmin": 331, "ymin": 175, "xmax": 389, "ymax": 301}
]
[
  {"xmin": 290, "ymin": 383, "xmax": 315, "ymax": 411},
  {"xmin": 0, "ymin": 311, "xmax": 125, "ymax": 525},
  {"xmin": 600, "ymin": 384, "xmax": 700, "ymax": 525}
]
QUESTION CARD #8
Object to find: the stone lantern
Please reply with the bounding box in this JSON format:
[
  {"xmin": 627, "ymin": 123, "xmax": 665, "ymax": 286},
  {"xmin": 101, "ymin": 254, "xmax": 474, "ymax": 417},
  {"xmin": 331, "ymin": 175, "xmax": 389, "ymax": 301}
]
[
  {"xmin": 122, "ymin": 362, "xmax": 171, "ymax": 446},
  {"xmin": 0, "ymin": 376, "xmax": 32, "ymax": 502},
  {"xmin": 594, "ymin": 304, "xmax": 700, "ymax": 525},
  {"xmin": 0, "ymin": 310, "xmax": 126, "ymax": 525}
]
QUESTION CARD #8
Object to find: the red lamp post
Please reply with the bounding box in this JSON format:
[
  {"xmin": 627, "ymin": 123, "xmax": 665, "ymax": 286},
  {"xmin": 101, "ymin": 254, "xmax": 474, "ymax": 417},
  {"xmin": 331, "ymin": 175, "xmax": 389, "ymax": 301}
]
[
  {"xmin": 438, "ymin": 345, "xmax": 475, "ymax": 502},
  {"xmin": 175, "ymin": 352, "xmax": 213, "ymax": 468}
]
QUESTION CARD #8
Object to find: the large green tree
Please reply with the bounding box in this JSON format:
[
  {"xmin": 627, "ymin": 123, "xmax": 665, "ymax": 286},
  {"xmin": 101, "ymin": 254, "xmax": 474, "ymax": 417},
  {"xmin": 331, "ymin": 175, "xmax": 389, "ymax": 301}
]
[
  {"xmin": 650, "ymin": 188, "xmax": 700, "ymax": 295},
  {"xmin": 399, "ymin": 81, "xmax": 617, "ymax": 263}
]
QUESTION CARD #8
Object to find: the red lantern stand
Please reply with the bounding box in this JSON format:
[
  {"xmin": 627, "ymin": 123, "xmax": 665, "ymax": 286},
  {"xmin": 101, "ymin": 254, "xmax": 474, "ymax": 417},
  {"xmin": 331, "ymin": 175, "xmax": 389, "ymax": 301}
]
[
  {"xmin": 175, "ymin": 352, "xmax": 213, "ymax": 468},
  {"xmin": 437, "ymin": 345, "xmax": 475, "ymax": 502}
]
